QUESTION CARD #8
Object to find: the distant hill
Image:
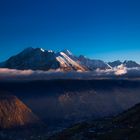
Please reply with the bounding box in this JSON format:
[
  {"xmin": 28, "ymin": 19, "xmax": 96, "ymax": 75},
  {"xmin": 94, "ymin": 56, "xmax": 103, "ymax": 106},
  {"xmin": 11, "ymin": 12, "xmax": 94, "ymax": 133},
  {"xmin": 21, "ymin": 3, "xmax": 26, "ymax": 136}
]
[{"xmin": 0, "ymin": 95, "xmax": 39, "ymax": 129}]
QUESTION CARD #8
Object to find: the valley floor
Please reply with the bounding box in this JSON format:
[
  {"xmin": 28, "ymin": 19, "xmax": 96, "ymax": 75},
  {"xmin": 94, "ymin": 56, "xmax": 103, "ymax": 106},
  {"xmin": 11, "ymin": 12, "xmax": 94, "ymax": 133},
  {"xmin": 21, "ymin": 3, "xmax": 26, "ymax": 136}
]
[{"xmin": 0, "ymin": 79, "xmax": 140, "ymax": 140}]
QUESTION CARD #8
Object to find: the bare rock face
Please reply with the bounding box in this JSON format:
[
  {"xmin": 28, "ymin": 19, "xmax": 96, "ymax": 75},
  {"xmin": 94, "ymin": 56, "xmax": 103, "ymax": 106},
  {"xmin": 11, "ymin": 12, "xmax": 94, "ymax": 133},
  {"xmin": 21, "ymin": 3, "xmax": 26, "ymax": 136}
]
[{"xmin": 0, "ymin": 95, "xmax": 39, "ymax": 129}]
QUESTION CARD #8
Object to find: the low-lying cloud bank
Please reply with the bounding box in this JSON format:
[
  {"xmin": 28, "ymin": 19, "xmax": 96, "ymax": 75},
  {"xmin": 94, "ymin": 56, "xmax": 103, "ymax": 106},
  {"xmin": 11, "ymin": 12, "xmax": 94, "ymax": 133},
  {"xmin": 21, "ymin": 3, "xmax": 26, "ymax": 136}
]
[
  {"xmin": 0, "ymin": 66, "xmax": 140, "ymax": 81},
  {"xmin": 95, "ymin": 64, "xmax": 128, "ymax": 76}
]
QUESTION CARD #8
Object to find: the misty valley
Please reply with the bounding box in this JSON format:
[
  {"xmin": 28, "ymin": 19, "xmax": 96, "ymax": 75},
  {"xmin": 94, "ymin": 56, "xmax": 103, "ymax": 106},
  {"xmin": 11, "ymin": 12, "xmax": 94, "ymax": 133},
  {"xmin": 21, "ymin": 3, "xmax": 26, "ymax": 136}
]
[{"xmin": 1, "ymin": 79, "xmax": 140, "ymax": 140}]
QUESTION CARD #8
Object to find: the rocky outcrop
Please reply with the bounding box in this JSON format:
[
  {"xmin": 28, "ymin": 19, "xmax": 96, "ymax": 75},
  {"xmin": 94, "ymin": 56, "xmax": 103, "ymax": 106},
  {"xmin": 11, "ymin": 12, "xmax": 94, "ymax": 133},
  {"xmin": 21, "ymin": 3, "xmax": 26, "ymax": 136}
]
[{"xmin": 0, "ymin": 95, "xmax": 39, "ymax": 129}]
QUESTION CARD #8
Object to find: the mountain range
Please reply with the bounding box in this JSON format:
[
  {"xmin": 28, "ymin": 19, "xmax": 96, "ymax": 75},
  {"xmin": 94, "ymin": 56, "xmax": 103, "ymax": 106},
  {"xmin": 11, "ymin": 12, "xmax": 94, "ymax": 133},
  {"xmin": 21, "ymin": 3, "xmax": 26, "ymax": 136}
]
[{"xmin": 0, "ymin": 47, "xmax": 140, "ymax": 71}]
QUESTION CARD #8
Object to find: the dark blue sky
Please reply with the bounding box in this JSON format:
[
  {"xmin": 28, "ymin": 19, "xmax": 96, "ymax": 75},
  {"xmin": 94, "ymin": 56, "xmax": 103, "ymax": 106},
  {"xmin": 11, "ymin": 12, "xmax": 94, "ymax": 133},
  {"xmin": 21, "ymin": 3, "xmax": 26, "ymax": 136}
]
[{"xmin": 0, "ymin": 0, "xmax": 140, "ymax": 62}]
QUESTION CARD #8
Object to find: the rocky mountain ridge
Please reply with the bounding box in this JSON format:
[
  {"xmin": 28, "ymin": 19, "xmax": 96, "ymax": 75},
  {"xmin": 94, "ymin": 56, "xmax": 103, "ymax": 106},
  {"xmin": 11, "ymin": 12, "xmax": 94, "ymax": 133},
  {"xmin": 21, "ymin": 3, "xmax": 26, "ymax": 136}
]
[{"xmin": 0, "ymin": 47, "xmax": 140, "ymax": 71}]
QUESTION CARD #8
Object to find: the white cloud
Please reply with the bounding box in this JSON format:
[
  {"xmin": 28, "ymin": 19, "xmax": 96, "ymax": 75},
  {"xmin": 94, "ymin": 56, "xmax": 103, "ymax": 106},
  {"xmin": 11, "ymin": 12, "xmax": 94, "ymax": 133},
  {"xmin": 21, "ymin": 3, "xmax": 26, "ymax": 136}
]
[
  {"xmin": 114, "ymin": 64, "xmax": 127, "ymax": 75},
  {"xmin": 0, "ymin": 67, "xmax": 140, "ymax": 81}
]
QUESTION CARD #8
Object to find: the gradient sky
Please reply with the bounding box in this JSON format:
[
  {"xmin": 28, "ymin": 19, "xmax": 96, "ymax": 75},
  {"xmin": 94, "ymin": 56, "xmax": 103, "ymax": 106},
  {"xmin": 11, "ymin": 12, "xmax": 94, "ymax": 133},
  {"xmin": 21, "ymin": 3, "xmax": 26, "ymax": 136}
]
[{"xmin": 0, "ymin": 0, "xmax": 140, "ymax": 62}]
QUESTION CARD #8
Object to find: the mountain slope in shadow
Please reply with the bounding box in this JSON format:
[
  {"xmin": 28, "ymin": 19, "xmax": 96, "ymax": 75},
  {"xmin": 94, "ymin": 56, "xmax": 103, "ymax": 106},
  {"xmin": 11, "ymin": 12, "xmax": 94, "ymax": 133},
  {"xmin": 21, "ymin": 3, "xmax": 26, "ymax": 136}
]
[{"xmin": 49, "ymin": 103, "xmax": 140, "ymax": 140}]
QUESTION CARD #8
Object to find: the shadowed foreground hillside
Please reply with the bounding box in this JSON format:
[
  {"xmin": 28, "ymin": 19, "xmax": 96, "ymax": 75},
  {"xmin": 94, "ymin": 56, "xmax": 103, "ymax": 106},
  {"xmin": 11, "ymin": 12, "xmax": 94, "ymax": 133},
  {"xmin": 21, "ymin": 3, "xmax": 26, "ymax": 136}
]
[{"xmin": 49, "ymin": 103, "xmax": 140, "ymax": 140}]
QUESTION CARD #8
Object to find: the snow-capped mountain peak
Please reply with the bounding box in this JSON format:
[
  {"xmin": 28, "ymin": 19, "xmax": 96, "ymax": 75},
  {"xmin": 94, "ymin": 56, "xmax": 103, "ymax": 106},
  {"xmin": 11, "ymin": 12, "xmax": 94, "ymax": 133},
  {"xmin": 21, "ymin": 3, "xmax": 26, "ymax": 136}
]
[
  {"xmin": 61, "ymin": 49, "xmax": 73, "ymax": 56},
  {"xmin": 0, "ymin": 47, "xmax": 87, "ymax": 71},
  {"xmin": 123, "ymin": 60, "xmax": 140, "ymax": 68},
  {"xmin": 108, "ymin": 60, "xmax": 122, "ymax": 68},
  {"xmin": 40, "ymin": 48, "xmax": 45, "ymax": 52},
  {"xmin": 108, "ymin": 60, "xmax": 140, "ymax": 68},
  {"xmin": 0, "ymin": 47, "xmax": 140, "ymax": 72},
  {"xmin": 78, "ymin": 55, "xmax": 111, "ymax": 70},
  {"xmin": 56, "ymin": 52, "xmax": 86, "ymax": 71},
  {"xmin": 47, "ymin": 50, "xmax": 53, "ymax": 53}
]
